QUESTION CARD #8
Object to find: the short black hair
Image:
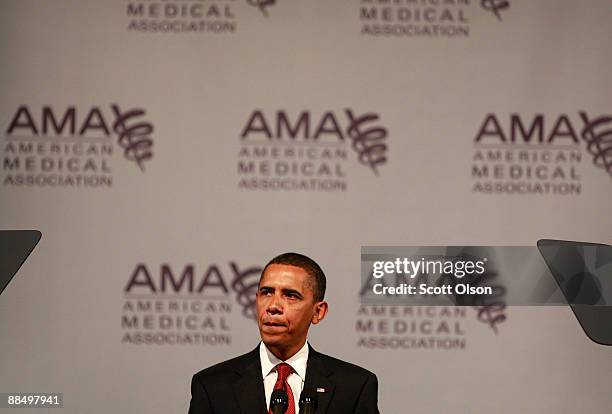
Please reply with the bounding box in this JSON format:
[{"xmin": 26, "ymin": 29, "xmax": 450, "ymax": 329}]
[{"xmin": 261, "ymin": 252, "xmax": 326, "ymax": 302}]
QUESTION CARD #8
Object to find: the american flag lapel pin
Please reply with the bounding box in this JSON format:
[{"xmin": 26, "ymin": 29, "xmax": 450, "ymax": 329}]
[{"xmin": 316, "ymin": 388, "xmax": 325, "ymax": 393}]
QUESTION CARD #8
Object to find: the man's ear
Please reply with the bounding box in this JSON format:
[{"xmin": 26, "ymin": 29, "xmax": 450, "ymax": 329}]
[{"xmin": 311, "ymin": 301, "xmax": 328, "ymax": 325}]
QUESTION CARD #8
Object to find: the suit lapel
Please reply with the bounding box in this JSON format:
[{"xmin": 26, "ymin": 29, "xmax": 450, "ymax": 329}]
[
  {"xmin": 305, "ymin": 346, "xmax": 335, "ymax": 414},
  {"xmin": 233, "ymin": 347, "xmax": 267, "ymax": 414}
]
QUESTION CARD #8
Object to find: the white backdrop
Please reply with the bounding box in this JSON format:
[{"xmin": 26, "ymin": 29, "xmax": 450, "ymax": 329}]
[{"xmin": 1, "ymin": 0, "xmax": 611, "ymax": 412}]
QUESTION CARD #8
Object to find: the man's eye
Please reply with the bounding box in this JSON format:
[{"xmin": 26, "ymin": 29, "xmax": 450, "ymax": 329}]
[{"xmin": 260, "ymin": 290, "xmax": 272, "ymax": 295}]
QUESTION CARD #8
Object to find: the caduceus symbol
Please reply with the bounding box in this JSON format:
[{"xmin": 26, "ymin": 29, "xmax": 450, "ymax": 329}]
[
  {"xmin": 230, "ymin": 262, "xmax": 263, "ymax": 321},
  {"xmin": 481, "ymin": 0, "xmax": 510, "ymax": 21},
  {"xmin": 345, "ymin": 109, "xmax": 388, "ymax": 175},
  {"xmin": 475, "ymin": 303, "xmax": 507, "ymax": 334},
  {"xmin": 457, "ymin": 250, "xmax": 507, "ymax": 334},
  {"xmin": 111, "ymin": 104, "xmax": 154, "ymax": 172},
  {"xmin": 248, "ymin": 0, "xmax": 276, "ymax": 17},
  {"xmin": 471, "ymin": 270, "xmax": 507, "ymax": 334},
  {"xmin": 579, "ymin": 112, "xmax": 612, "ymax": 178}
]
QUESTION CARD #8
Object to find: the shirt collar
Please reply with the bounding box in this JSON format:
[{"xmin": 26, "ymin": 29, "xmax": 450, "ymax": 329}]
[{"xmin": 259, "ymin": 341, "xmax": 309, "ymax": 382}]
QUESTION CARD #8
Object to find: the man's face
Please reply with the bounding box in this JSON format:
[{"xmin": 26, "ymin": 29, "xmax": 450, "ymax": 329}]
[{"xmin": 256, "ymin": 264, "xmax": 326, "ymax": 356}]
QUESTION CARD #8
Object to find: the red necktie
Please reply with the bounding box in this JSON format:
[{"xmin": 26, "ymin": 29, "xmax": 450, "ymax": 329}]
[{"xmin": 270, "ymin": 362, "xmax": 295, "ymax": 414}]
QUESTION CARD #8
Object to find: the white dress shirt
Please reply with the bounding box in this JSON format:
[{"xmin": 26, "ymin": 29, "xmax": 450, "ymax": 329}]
[{"xmin": 260, "ymin": 341, "xmax": 309, "ymax": 411}]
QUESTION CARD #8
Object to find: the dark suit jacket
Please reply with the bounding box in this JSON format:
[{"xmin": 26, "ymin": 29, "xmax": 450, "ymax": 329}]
[{"xmin": 188, "ymin": 344, "xmax": 379, "ymax": 414}]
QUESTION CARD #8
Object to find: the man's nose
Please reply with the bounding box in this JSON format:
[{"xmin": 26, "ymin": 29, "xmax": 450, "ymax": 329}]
[{"xmin": 266, "ymin": 294, "xmax": 283, "ymax": 314}]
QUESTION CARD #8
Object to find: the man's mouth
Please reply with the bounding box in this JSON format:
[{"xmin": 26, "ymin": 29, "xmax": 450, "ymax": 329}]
[{"xmin": 263, "ymin": 321, "xmax": 287, "ymax": 328}]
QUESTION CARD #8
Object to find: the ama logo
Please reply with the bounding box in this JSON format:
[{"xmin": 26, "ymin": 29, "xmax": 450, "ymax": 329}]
[
  {"xmin": 5, "ymin": 105, "xmax": 154, "ymax": 170},
  {"xmin": 121, "ymin": 261, "xmax": 262, "ymax": 346},
  {"xmin": 475, "ymin": 113, "xmax": 580, "ymax": 145},
  {"xmin": 238, "ymin": 109, "xmax": 388, "ymax": 192},
  {"xmin": 3, "ymin": 104, "xmax": 154, "ymax": 189},
  {"xmin": 471, "ymin": 112, "xmax": 610, "ymax": 196},
  {"xmin": 124, "ymin": 262, "xmax": 262, "ymax": 320}
]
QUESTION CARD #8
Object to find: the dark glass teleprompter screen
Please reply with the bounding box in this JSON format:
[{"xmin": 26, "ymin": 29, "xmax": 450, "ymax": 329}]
[
  {"xmin": 0, "ymin": 230, "xmax": 41, "ymax": 297},
  {"xmin": 538, "ymin": 239, "xmax": 612, "ymax": 346}
]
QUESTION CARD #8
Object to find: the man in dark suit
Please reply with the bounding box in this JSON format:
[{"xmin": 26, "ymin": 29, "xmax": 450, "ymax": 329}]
[{"xmin": 188, "ymin": 253, "xmax": 379, "ymax": 414}]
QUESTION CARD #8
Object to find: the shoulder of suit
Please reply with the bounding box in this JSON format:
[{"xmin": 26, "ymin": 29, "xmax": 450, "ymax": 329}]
[
  {"xmin": 311, "ymin": 350, "xmax": 377, "ymax": 379},
  {"xmin": 193, "ymin": 348, "xmax": 257, "ymax": 380}
]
